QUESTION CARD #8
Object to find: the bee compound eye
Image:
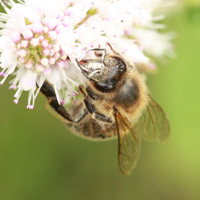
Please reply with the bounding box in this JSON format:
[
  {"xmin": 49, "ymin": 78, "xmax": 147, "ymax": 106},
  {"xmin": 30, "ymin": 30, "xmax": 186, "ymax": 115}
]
[
  {"xmin": 118, "ymin": 64, "xmax": 126, "ymax": 73},
  {"xmin": 117, "ymin": 60, "xmax": 126, "ymax": 73},
  {"xmin": 93, "ymin": 81, "xmax": 117, "ymax": 93}
]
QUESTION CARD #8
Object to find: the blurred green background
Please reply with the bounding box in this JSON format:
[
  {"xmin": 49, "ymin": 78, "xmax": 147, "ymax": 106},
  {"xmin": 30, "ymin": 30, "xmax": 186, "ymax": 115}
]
[{"xmin": 0, "ymin": 2, "xmax": 200, "ymax": 200}]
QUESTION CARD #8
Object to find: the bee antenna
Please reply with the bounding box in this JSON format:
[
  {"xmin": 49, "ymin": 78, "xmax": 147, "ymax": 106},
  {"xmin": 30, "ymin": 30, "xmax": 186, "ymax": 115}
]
[
  {"xmin": 75, "ymin": 59, "xmax": 89, "ymax": 72},
  {"xmin": 86, "ymin": 48, "xmax": 107, "ymax": 62},
  {"xmin": 106, "ymin": 42, "xmax": 120, "ymax": 56}
]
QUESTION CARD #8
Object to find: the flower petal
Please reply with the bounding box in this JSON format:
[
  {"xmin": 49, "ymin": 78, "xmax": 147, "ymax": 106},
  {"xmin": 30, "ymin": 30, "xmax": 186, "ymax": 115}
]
[
  {"xmin": 1, "ymin": 51, "xmax": 17, "ymax": 68},
  {"xmin": 0, "ymin": 36, "xmax": 15, "ymax": 51},
  {"xmin": 46, "ymin": 67, "xmax": 60, "ymax": 84},
  {"xmin": 19, "ymin": 70, "xmax": 37, "ymax": 91}
]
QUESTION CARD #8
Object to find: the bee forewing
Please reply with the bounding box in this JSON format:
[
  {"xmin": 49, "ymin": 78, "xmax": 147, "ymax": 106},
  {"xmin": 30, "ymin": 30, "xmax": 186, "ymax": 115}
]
[
  {"xmin": 136, "ymin": 95, "xmax": 170, "ymax": 143},
  {"xmin": 115, "ymin": 112, "xmax": 141, "ymax": 176}
]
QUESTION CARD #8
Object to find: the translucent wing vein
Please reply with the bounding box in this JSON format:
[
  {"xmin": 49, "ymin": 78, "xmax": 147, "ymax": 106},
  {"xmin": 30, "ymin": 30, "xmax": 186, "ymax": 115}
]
[
  {"xmin": 114, "ymin": 112, "xmax": 141, "ymax": 176},
  {"xmin": 137, "ymin": 95, "xmax": 170, "ymax": 143}
]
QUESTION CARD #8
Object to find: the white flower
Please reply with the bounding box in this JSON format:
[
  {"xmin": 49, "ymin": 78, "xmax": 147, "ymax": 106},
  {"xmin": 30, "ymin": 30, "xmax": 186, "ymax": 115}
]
[{"xmin": 0, "ymin": 0, "xmax": 174, "ymax": 108}]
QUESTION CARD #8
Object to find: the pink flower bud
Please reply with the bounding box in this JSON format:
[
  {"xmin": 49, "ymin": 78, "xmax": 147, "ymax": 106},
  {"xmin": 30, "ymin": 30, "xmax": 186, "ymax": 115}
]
[
  {"xmin": 12, "ymin": 33, "xmax": 21, "ymax": 43},
  {"xmin": 21, "ymin": 40, "xmax": 29, "ymax": 48},
  {"xmin": 32, "ymin": 22, "xmax": 43, "ymax": 33},
  {"xmin": 22, "ymin": 29, "xmax": 33, "ymax": 39}
]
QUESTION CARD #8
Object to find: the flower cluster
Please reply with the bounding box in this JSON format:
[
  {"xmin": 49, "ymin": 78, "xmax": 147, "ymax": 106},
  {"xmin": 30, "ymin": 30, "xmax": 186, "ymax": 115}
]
[{"xmin": 0, "ymin": 0, "xmax": 174, "ymax": 108}]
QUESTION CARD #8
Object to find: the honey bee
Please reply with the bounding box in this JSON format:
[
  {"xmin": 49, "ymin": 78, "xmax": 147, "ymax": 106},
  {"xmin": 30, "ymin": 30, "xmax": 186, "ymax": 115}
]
[{"xmin": 40, "ymin": 44, "xmax": 170, "ymax": 176}]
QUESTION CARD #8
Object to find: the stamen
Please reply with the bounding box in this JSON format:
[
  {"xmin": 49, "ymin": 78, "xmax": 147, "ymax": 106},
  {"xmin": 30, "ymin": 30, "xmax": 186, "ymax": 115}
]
[
  {"xmin": 14, "ymin": 99, "xmax": 18, "ymax": 104},
  {"xmin": 65, "ymin": 75, "xmax": 79, "ymax": 87},
  {"xmin": 54, "ymin": 84, "xmax": 61, "ymax": 105},
  {"xmin": 60, "ymin": 99, "xmax": 65, "ymax": 105},
  {"xmin": 14, "ymin": 88, "xmax": 22, "ymax": 101},
  {"xmin": 0, "ymin": 66, "xmax": 15, "ymax": 85},
  {"xmin": 27, "ymin": 87, "xmax": 36, "ymax": 109}
]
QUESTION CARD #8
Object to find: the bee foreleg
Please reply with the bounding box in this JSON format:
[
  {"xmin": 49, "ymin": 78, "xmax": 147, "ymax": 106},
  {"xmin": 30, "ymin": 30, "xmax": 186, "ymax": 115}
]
[{"xmin": 86, "ymin": 86, "xmax": 99, "ymax": 100}]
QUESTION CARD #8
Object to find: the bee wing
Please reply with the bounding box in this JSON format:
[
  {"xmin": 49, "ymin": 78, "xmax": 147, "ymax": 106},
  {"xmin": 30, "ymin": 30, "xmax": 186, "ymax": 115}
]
[
  {"xmin": 114, "ymin": 111, "xmax": 141, "ymax": 176},
  {"xmin": 136, "ymin": 95, "xmax": 170, "ymax": 143}
]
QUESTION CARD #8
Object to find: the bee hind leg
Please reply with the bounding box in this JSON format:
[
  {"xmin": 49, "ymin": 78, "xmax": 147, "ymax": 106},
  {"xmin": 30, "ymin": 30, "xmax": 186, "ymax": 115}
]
[{"xmin": 39, "ymin": 81, "xmax": 83, "ymax": 123}]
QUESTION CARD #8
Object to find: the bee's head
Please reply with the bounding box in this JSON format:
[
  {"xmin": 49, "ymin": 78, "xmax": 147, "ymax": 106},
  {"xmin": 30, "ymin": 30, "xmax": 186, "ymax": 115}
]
[{"xmin": 76, "ymin": 56, "xmax": 127, "ymax": 93}]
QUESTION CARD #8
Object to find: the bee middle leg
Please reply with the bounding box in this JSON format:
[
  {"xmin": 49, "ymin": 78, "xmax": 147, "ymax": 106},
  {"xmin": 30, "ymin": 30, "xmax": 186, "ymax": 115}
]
[
  {"xmin": 84, "ymin": 97, "xmax": 112, "ymax": 123},
  {"xmin": 79, "ymin": 85, "xmax": 112, "ymax": 123}
]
